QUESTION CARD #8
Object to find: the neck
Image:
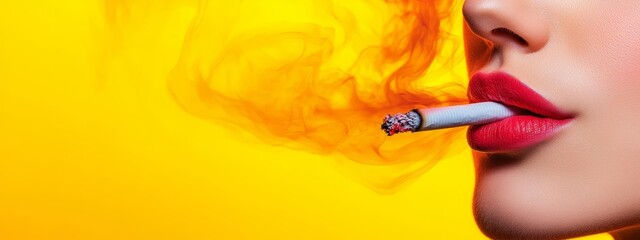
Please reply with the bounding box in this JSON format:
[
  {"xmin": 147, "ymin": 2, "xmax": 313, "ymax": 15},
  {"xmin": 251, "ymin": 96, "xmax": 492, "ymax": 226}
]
[{"xmin": 610, "ymin": 225, "xmax": 640, "ymax": 240}]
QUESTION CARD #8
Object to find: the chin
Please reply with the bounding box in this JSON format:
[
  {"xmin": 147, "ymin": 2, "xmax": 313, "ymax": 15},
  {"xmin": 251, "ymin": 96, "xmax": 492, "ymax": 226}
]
[
  {"xmin": 470, "ymin": 151, "xmax": 614, "ymax": 240},
  {"xmin": 472, "ymin": 190, "xmax": 589, "ymax": 240}
]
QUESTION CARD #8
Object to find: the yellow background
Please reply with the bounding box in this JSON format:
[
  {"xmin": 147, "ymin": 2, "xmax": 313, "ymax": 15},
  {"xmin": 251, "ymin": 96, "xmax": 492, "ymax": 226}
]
[{"xmin": 0, "ymin": 0, "xmax": 612, "ymax": 239}]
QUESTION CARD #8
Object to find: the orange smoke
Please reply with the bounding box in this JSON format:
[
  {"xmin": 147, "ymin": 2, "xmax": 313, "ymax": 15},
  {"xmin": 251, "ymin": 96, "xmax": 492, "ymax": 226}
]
[{"xmin": 168, "ymin": 0, "xmax": 469, "ymax": 193}]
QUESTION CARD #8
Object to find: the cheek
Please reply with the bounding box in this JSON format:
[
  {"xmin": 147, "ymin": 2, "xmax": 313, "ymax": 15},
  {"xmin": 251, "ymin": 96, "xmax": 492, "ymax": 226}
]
[
  {"xmin": 584, "ymin": 29, "xmax": 640, "ymax": 133},
  {"xmin": 551, "ymin": 0, "xmax": 640, "ymax": 103},
  {"xmin": 562, "ymin": 21, "xmax": 640, "ymax": 222},
  {"xmin": 596, "ymin": 40, "xmax": 640, "ymax": 97},
  {"xmin": 607, "ymin": 50, "xmax": 640, "ymax": 103},
  {"xmin": 560, "ymin": 8, "xmax": 640, "ymax": 131},
  {"xmin": 574, "ymin": 4, "xmax": 640, "ymax": 97}
]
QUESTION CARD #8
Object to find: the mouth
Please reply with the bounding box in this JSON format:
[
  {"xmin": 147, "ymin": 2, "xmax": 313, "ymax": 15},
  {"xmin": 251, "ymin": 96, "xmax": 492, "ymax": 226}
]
[{"xmin": 466, "ymin": 71, "xmax": 575, "ymax": 153}]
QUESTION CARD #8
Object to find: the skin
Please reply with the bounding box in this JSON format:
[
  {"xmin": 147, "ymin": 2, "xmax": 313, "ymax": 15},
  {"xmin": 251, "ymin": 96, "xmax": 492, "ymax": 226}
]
[{"xmin": 462, "ymin": 0, "xmax": 640, "ymax": 239}]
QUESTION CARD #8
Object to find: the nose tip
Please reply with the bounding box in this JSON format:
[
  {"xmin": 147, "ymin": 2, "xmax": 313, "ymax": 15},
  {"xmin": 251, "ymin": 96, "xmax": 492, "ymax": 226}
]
[{"xmin": 463, "ymin": 0, "xmax": 549, "ymax": 52}]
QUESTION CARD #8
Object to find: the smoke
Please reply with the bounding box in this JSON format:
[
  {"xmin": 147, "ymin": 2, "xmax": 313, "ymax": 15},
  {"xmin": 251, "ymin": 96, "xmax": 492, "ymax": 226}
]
[{"xmin": 108, "ymin": 0, "xmax": 470, "ymax": 193}]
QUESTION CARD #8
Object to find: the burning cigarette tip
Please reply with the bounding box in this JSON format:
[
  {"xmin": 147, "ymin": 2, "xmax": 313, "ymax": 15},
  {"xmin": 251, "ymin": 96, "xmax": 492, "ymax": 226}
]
[{"xmin": 380, "ymin": 110, "xmax": 421, "ymax": 136}]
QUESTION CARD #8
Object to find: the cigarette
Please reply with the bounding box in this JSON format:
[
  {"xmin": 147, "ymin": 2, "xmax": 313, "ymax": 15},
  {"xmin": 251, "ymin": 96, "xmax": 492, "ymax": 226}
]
[{"xmin": 380, "ymin": 102, "xmax": 518, "ymax": 136}]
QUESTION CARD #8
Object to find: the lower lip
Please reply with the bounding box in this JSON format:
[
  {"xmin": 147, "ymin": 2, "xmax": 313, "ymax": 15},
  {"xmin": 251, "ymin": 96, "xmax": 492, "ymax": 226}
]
[{"xmin": 467, "ymin": 115, "xmax": 574, "ymax": 152}]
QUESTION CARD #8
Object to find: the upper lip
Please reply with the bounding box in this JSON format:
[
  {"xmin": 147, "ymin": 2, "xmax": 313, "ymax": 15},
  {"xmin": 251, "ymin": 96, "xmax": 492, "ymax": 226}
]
[{"xmin": 467, "ymin": 71, "xmax": 573, "ymax": 119}]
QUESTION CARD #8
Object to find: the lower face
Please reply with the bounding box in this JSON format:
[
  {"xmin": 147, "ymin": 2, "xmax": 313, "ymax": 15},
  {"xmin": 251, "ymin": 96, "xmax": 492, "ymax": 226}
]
[{"xmin": 463, "ymin": 1, "xmax": 640, "ymax": 239}]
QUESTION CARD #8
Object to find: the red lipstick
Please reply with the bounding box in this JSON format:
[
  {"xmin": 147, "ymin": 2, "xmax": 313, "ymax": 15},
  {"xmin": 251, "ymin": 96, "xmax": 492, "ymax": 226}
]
[{"xmin": 466, "ymin": 72, "xmax": 574, "ymax": 152}]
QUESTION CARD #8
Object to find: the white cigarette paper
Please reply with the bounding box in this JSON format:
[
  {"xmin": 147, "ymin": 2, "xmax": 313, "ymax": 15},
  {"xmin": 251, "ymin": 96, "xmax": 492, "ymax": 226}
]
[
  {"xmin": 416, "ymin": 101, "xmax": 517, "ymax": 131},
  {"xmin": 381, "ymin": 101, "xmax": 519, "ymax": 136}
]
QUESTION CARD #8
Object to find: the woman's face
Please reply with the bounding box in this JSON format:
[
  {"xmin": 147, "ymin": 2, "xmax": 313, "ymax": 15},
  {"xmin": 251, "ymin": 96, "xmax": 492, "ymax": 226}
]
[{"xmin": 463, "ymin": 0, "xmax": 640, "ymax": 238}]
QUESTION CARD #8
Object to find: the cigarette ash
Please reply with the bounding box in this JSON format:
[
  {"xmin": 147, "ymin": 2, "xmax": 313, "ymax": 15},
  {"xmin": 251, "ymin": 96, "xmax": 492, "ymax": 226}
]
[{"xmin": 381, "ymin": 110, "xmax": 421, "ymax": 136}]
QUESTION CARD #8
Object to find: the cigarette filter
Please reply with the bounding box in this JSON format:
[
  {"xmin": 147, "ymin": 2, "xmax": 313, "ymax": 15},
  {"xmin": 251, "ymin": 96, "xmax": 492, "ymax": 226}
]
[{"xmin": 381, "ymin": 102, "xmax": 518, "ymax": 136}]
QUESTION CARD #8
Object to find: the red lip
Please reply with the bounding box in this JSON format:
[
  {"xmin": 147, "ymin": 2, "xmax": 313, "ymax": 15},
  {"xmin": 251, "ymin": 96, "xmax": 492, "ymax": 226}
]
[{"xmin": 467, "ymin": 72, "xmax": 574, "ymax": 152}]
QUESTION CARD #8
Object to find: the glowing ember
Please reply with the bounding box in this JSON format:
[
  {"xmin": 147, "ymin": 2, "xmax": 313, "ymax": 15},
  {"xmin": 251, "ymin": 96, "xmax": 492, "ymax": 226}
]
[{"xmin": 381, "ymin": 111, "xmax": 421, "ymax": 136}]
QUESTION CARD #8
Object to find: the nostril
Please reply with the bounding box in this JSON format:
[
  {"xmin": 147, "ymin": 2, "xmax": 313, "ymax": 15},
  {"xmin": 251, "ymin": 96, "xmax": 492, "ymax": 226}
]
[{"xmin": 491, "ymin": 27, "xmax": 529, "ymax": 47}]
